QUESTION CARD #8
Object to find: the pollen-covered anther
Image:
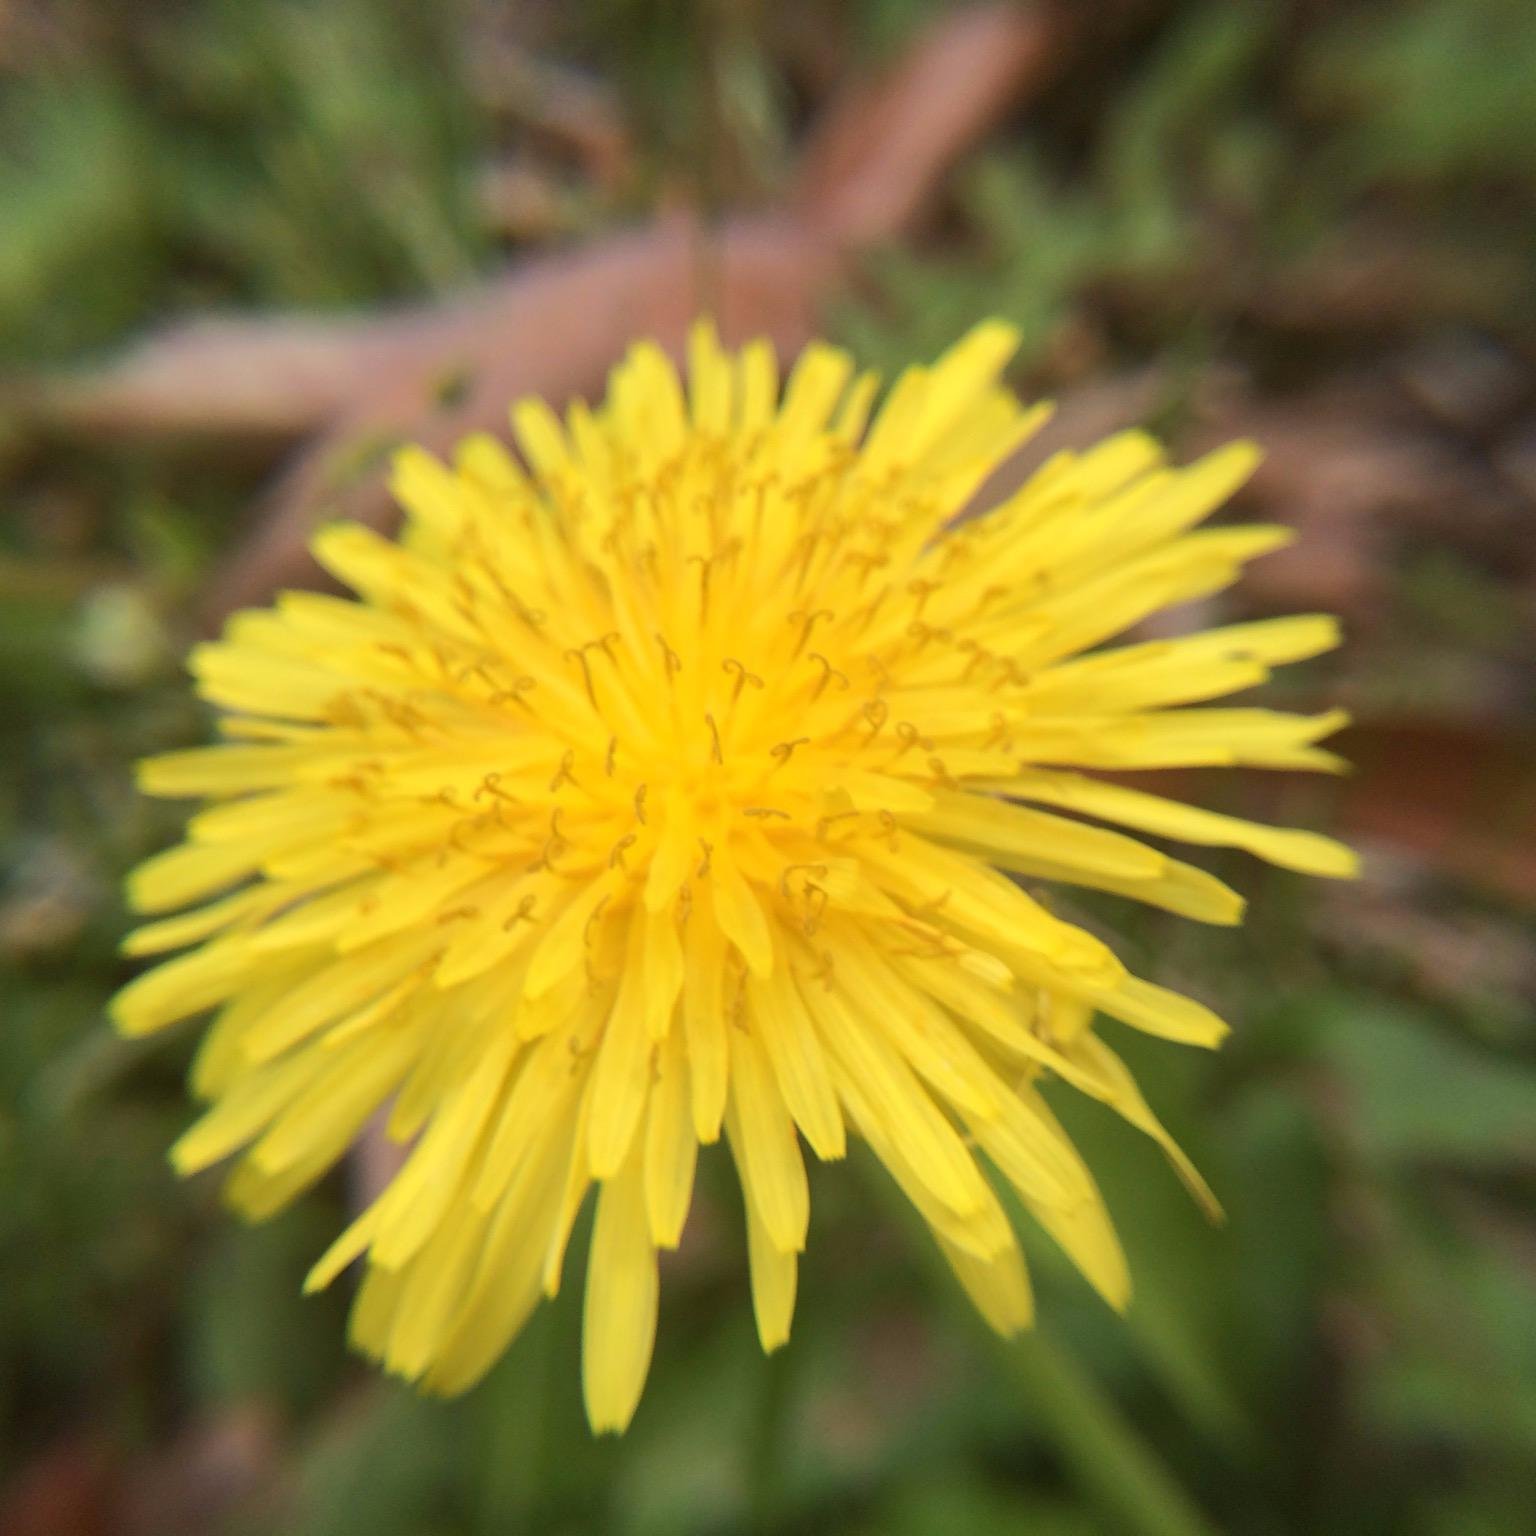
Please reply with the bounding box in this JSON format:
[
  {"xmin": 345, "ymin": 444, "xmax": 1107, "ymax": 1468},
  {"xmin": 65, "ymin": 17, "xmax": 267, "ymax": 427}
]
[
  {"xmin": 788, "ymin": 608, "xmax": 834, "ymax": 658},
  {"xmin": 992, "ymin": 657, "xmax": 1031, "ymax": 690},
  {"xmin": 859, "ymin": 699, "xmax": 890, "ymax": 741},
  {"xmin": 927, "ymin": 757, "xmax": 960, "ymax": 789},
  {"xmin": 584, "ymin": 897, "xmax": 611, "ymax": 949},
  {"xmin": 475, "ymin": 772, "xmax": 518, "ymax": 805},
  {"xmin": 815, "ymin": 810, "xmax": 861, "ymax": 841},
  {"xmin": 722, "ymin": 657, "xmax": 763, "ymax": 699},
  {"xmin": 489, "ymin": 675, "xmax": 538, "ymax": 710},
  {"xmin": 806, "ymin": 950, "xmax": 837, "ymax": 989},
  {"xmin": 843, "ymin": 552, "xmax": 890, "ymax": 592},
  {"xmin": 807, "ymin": 653, "xmax": 850, "ymax": 698},
  {"xmin": 530, "ymin": 809, "xmax": 568, "ymax": 872},
  {"xmin": 800, "ymin": 886, "xmax": 829, "ymax": 934},
  {"xmin": 769, "ymin": 738, "xmax": 811, "ymax": 771},
  {"xmin": 685, "ymin": 553, "xmax": 716, "ymax": 616},
  {"xmin": 779, "ymin": 863, "xmax": 829, "ymax": 898},
  {"xmin": 906, "ymin": 578, "xmax": 941, "ymax": 619},
  {"xmin": 904, "ymin": 619, "xmax": 950, "ymax": 654},
  {"xmin": 983, "ymin": 712, "xmax": 1013, "ymax": 749},
  {"xmin": 655, "ymin": 633, "xmax": 682, "ymax": 679},
  {"xmin": 565, "ymin": 647, "xmax": 598, "ymax": 705},
  {"xmin": 891, "ymin": 722, "xmax": 934, "ymax": 761}
]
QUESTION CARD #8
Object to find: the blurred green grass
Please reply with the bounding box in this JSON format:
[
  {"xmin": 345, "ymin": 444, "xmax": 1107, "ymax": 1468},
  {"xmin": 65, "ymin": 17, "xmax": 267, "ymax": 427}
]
[{"xmin": 3, "ymin": 2, "xmax": 1534, "ymax": 1533}]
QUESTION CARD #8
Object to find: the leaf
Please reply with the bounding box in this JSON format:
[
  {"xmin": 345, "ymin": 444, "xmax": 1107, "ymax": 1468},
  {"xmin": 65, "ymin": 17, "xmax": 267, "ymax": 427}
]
[
  {"xmin": 293, "ymin": 1385, "xmax": 462, "ymax": 1536},
  {"xmin": 1042, "ymin": 1078, "xmax": 1255, "ymax": 1452},
  {"xmin": 186, "ymin": 1208, "xmax": 348, "ymax": 1412},
  {"xmin": 1215, "ymin": 1085, "xmax": 1333, "ymax": 1398},
  {"xmin": 1001, "ymin": 1334, "xmax": 1222, "ymax": 1536},
  {"xmin": 1365, "ymin": 1193, "xmax": 1536, "ymax": 1455},
  {"xmin": 870, "ymin": 1477, "xmax": 1099, "ymax": 1536},
  {"xmin": 1320, "ymin": 1000, "xmax": 1536, "ymax": 1166}
]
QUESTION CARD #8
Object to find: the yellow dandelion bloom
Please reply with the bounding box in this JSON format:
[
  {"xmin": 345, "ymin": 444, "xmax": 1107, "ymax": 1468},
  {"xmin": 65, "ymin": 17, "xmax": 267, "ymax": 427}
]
[{"xmin": 113, "ymin": 321, "xmax": 1357, "ymax": 1432}]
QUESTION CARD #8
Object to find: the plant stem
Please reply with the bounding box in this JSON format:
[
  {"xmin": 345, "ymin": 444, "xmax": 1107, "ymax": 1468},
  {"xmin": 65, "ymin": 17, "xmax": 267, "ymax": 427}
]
[{"xmin": 746, "ymin": 1339, "xmax": 796, "ymax": 1535}]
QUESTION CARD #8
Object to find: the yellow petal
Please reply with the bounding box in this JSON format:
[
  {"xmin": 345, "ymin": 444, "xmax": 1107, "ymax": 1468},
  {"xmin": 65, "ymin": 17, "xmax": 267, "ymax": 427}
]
[
  {"xmin": 938, "ymin": 1233, "xmax": 1033, "ymax": 1336},
  {"xmin": 641, "ymin": 903, "xmax": 685, "ymax": 1039},
  {"xmin": 582, "ymin": 1147, "xmax": 659, "ymax": 1434},
  {"xmin": 711, "ymin": 844, "xmax": 773, "ymax": 977},
  {"xmin": 804, "ymin": 977, "xmax": 994, "ymax": 1218},
  {"xmin": 681, "ymin": 909, "xmax": 730, "ymax": 1142},
  {"xmin": 748, "ymin": 963, "xmax": 845, "ymax": 1160},
  {"xmin": 1088, "ymin": 974, "xmax": 1230, "ymax": 1047},
  {"xmin": 643, "ymin": 1029, "xmax": 697, "ymax": 1248},
  {"xmin": 126, "ymin": 839, "xmax": 264, "ymax": 916},
  {"xmin": 1010, "ymin": 770, "xmax": 1359, "ymax": 878},
  {"xmin": 725, "ymin": 1026, "xmax": 809, "ymax": 1253},
  {"xmin": 587, "ymin": 917, "xmax": 654, "ymax": 1179},
  {"xmin": 744, "ymin": 1193, "xmax": 798, "ymax": 1352}
]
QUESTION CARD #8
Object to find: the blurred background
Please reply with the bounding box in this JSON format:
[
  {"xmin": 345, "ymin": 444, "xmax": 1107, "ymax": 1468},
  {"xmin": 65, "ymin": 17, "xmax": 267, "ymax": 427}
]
[{"xmin": 2, "ymin": 1, "xmax": 1534, "ymax": 1532}]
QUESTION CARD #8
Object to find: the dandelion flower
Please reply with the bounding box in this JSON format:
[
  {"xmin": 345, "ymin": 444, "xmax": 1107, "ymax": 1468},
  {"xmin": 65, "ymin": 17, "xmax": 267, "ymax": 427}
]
[{"xmin": 113, "ymin": 321, "xmax": 1357, "ymax": 1432}]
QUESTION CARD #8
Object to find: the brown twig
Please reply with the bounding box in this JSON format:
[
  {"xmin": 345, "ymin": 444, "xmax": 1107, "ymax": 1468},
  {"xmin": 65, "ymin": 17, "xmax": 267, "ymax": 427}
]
[{"xmin": 19, "ymin": 5, "xmax": 1064, "ymax": 622}]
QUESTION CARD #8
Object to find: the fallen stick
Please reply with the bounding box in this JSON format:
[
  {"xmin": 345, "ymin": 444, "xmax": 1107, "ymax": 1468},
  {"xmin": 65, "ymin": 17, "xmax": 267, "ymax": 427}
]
[{"xmin": 20, "ymin": 5, "xmax": 1065, "ymax": 620}]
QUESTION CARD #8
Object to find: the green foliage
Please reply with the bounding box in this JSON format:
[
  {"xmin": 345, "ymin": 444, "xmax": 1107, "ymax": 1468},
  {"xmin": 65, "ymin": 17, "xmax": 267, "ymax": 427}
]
[
  {"xmin": 1321, "ymin": 998, "xmax": 1536, "ymax": 1167},
  {"xmin": 835, "ymin": 0, "xmax": 1536, "ymax": 375},
  {"xmin": 833, "ymin": 1, "xmax": 1288, "ymax": 376},
  {"xmin": 0, "ymin": 78, "xmax": 161, "ymax": 359},
  {"xmin": 1305, "ymin": 0, "xmax": 1536, "ymax": 187},
  {"xmin": 163, "ymin": 0, "xmax": 487, "ymax": 303},
  {"xmin": 0, "ymin": 0, "xmax": 486, "ymax": 363}
]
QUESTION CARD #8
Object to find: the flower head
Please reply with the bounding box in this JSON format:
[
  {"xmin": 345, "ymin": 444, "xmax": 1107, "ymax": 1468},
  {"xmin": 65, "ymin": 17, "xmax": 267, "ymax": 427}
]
[{"xmin": 113, "ymin": 321, "xmax": 1355, "ymax": 1431}]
